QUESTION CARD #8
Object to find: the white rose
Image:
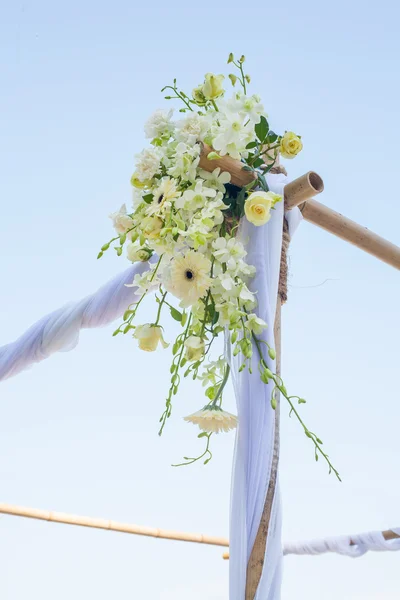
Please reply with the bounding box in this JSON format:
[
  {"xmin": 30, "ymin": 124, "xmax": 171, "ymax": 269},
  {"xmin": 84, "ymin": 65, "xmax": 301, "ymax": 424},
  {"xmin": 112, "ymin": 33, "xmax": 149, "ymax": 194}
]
[
  {"xmin": 133, "ymin": 324, "xmax": 168, "ymax": 352},
  {"xmin": 184, "ymin": 336, "xmax": 205, "ymax": 361}
]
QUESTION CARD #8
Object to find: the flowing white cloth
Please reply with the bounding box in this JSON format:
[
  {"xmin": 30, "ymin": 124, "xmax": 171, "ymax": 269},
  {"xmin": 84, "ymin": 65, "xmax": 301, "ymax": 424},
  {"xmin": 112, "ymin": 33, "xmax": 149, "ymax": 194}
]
[
  {"xmin": 0, "ymin": 259, "xmax": 155, "ymax": 381},
  {"xmin": 284, "ymin": 527, "xmax": 400, "ymax": 557},
  {"xmin": 228, "ymin": 173, "xmax": 300, "ymax": 600}
]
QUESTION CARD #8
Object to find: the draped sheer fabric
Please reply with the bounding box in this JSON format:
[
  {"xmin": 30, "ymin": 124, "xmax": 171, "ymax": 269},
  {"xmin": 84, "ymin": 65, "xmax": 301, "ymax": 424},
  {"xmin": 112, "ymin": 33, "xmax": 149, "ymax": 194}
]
[
  {"xmin": 228, "ymin": 173, "xmax": 301, "ymax": 600},
  {"xmin": 0, "ymin": 258, "xmax": 156, "ymax": 381},
  {"xmin": 284, "ymin": 527, "xmax": 400, "ymax": 557}
]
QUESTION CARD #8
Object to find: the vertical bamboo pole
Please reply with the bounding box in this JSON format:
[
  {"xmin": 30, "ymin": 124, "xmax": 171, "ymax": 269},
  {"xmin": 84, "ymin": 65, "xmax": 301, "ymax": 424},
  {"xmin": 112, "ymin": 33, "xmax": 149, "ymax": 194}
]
[{"xmin": 245, "ymin": 300, "xmax": 282, "ymax": 599}]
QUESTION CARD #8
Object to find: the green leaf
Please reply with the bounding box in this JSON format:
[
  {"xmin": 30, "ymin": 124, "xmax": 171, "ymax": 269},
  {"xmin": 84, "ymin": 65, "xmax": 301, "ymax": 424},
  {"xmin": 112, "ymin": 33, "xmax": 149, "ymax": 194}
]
[
  {"xmin": 253, "ymin": 157, "xmax": 264, "ymax": 169},
  {"xmin": 170, "ymin": 306, "xmax": 183, "ymax": 322},
  {"xmin": 255, "ymin": 116, "xmax": 269, "ymax": 142},
  {"xmin": 142, "ymin": 194, "xmax": 154, "ymax": 204},
  {"xmin": 198, "ymin": 432, "xmax": 208, "ymax": 438},
  {"xmin": 265, "ymin": 130, "xmax": 278, "ymax": 143},
  {"xmin": 246, "ymin": 141, "xmax": 258, "ymax": 149}
]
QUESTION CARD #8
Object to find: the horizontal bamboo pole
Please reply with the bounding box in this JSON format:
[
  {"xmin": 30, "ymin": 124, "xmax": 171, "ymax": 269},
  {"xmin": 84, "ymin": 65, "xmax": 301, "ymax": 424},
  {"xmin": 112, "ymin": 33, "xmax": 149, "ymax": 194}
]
[
  {"xmin": 198, "ymin": 145, "xmax": 400, "ymax": 270},
  {"xmin": 0, "ymin": 503, "xmax": 229, "ymax": 547},
  {"xmin": 222, "ymin": 529, "xmax": 400, "ymax": 559},
  {"xmin": 1, "ymin": 503, "xmax": 398, "ymax": 561}
]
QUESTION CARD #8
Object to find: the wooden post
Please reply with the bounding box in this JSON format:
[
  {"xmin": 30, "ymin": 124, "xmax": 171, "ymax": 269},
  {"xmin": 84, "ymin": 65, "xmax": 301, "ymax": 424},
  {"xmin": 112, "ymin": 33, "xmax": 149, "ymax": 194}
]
[{"xmin": 245, "ymin": 300, "xmax": 282, "ymax": 599}]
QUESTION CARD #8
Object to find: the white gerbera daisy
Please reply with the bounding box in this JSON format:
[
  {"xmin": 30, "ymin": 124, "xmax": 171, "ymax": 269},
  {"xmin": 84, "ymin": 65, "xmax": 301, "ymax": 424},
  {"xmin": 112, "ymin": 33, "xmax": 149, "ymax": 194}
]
[
  {"xmin": 184, "ymin": 405, "xmax": 238, "ymax": 434},
  {"xmin": 164, "ymin": 250, "xmax": 211, "ymax": 307},
  {"xmin": 146, "ymin": 177, "xmax": 181, "ymax": 216}
]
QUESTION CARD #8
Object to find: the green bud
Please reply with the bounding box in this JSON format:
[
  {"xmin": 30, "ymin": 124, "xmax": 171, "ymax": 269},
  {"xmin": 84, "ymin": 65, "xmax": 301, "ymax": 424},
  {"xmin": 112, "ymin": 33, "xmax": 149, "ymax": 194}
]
[
  {"xmin": 268, "ymin": 348, "xmax": 276, "ymax": 360},
  {"xmin": 260, "ymin": 370, "xmax": 270, "ymax": 384},
  {"xmin": 239, "ymin": 363, "xmax": 246, "ymax": 372},
  {"xmin": 271, "ymin": 396, "xmax": 277, "ymax": 410},
  {"xmin": 239, "ymin": 55, "xmax": 245, "ymax": 63},
  {"xmin": 228, "ymin": 74, "xmax": 237, "ymax": 86},
  {"xmin": 233, "ymin": 344, "xmax": 240, "ymax": 357},
  {"xmin": 97, "ymin": 251, "xmax": 103, "ymax": 260},
  {"xmin": 205, "ymin": 386, "xmax": 216, "ymax": 400},
  {"xmin": 115, "ymin": 246, "xmax": 123, "ymax": 256},
  {"xmin": 227, "ymin": 52, "xmax": 234, "ymax": 64},
  {"xmin": 207, "ymin": 151, "xmax": 222, "ymax": 160},
  {"xmin": 119, "ymin": 233, "xmax": 126, "ymax": 245},
  {"xmin": 231, "ymin": 330, "xmax": 238, "ymax": 344},
  {"xmin": 101, "ymin": 243, "xmax": 110, "ymax": 251},
  {"xmin": 130, "ymin": 231, "xmax": 139, "ymax": 243},
  {"xmin": 180, "ymin": 357, "xmax": 187, "ymax": 367},
  {"xmin": 264, "ymin": 368, "xmax": 274, "ymax": 379},
  {"xmin": 245, "ymin": 74, "xmax": 251, "ymax": 84}
]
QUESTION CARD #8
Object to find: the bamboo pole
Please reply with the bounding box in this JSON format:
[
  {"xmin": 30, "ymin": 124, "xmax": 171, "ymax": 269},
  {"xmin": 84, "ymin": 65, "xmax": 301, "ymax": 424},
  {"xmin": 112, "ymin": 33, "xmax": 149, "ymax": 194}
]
[
  {"xmin": 1, "ymin": 503, "xmax": 398, "ymax": 559},
  {"xmin": 198, "ymin": 146, "xmax": 400, "ymax": 270},
  {"xmin": 299, "ymin": 199, "xmax": 400, "ymax": 270},
  {"xmin": 0, "ymin": 503, "xmax": 229, "ymax": 547},
  {"xmin": 245, "ymin": 300, "xmax": 282, "ymax": 599}
]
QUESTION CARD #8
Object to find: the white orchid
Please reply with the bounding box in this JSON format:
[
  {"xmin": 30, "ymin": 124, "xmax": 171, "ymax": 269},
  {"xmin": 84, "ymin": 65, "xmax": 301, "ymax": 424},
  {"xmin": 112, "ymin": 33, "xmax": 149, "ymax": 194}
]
[{"xmin": 198, "ymin": 167, "xmax": 231, "ymax": 193}]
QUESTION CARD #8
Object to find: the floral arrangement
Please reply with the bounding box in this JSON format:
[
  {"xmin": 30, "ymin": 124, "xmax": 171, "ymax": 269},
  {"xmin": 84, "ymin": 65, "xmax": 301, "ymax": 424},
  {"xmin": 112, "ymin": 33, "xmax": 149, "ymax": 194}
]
[{"xmin": 99, "ymin": 54, "xmax": 340, "ymax": 479}]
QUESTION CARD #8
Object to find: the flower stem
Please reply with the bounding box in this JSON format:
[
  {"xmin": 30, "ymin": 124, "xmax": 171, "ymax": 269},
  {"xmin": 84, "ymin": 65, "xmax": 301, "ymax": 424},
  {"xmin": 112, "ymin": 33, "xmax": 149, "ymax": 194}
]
[
  {"xmin": 211, "ymin": 364, "xmax": 231, "ymax": 407},
  {"xmin": 251, "ymin": 332, "xmax": 341, "ymax": 481},
  {"xmin": 154, "ymin": 290, "xmax": 167, "ymax": 326}
]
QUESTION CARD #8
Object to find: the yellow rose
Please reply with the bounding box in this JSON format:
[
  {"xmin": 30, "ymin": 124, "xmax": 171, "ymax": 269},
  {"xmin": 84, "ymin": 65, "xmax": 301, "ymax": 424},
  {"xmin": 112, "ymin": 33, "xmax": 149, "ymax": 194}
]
[
  {"xmin": 130, "ymin": 173, "xmax": 151, "ymax": 189},
  {"xmin": 192, "ymin": 86, "xmax": 207, "ymax": 106},
  {"xmin": 280, "ymin": 131, "xmax": 303, "ymax": 159},
  {"xmin": 202, "ymin": 73, "xmax": 225, "ymax": 100},
  {"xmin": 244, "ymin": 191, "xmax": 282, "ymax": 226},
  {"xmin": 142, "ymin": 216, "xmax": 163, "ymax": 239},
  {"xmin": 184, "ymin": 336, "xmax": 205, "ymax": 362},
  {"xmin": 133, "ymin": 324, "xmax": 168, "ymax": 352}
]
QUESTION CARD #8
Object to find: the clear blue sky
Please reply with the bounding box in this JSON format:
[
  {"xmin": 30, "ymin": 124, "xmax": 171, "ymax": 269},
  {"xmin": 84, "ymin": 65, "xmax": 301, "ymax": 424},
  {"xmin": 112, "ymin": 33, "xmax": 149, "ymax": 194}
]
[{"xmin": 1, "ymin": 1, "xmax": 399, "ymax": 598}]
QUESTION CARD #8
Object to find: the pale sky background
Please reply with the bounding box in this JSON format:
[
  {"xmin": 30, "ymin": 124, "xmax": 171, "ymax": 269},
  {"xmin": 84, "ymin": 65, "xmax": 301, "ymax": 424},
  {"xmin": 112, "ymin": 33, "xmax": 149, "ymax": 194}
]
[{"xmin": 0, "ymin": 1, "xmax": 399, "ymax": 599}]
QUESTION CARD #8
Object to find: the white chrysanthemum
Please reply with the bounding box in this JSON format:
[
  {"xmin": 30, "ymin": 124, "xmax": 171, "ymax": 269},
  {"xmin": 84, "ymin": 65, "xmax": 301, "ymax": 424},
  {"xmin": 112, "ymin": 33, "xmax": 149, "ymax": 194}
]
[
  {"xmin": 144, "ymin": 109, "xmax": 174, "ymax": 140},
  {"xmin": 146, "ymin": 177, "xmax": 181, "ymax": 216},
  {"xmin": 164, "ymin": 250, "xmax": 211, "ymax": 306},
  {"xmin": 184, "ymin": 406, "xmax": 238, "ymax": 434},
  {"xmin": 175, "ymin": 113, "xmax": 210, "ymax": 145},
  {"xmin": 134, "ymin": 147, "xmax": 163, "ymax": 182},
  {"xmin": 109, "ymin": 204, "xmax": 132, "ymax": 234}
]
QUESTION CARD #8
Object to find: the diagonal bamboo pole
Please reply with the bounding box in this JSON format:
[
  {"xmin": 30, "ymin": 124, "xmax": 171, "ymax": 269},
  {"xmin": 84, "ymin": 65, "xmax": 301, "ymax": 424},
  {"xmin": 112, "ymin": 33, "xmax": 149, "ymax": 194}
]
[{"xmin": 199, "ymin": 147, "xmax": 400, "ymax": 270}]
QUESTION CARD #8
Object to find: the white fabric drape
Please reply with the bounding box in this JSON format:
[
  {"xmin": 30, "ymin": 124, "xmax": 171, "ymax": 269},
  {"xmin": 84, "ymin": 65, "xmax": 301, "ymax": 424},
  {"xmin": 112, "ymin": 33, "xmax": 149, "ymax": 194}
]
[
  {"xmin": 0, "ymin": 258, "xmax": 155, "ymax": 382},
  {"xmin": 229, "ymin": 173, "xmax": 301, "ymax": 600},
  {"xmin": 284, "ymin": 527, "xmax": 400, "ymax": 557}
]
